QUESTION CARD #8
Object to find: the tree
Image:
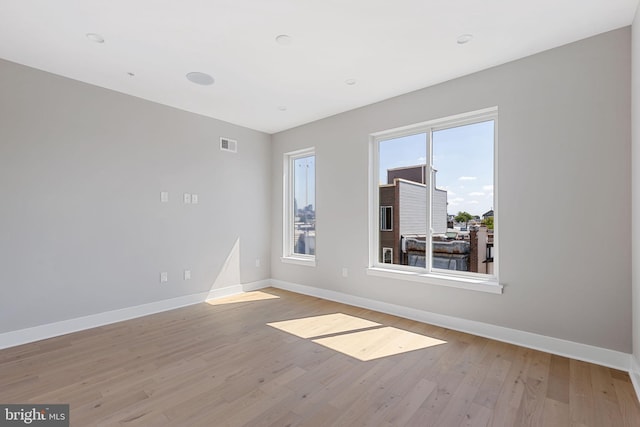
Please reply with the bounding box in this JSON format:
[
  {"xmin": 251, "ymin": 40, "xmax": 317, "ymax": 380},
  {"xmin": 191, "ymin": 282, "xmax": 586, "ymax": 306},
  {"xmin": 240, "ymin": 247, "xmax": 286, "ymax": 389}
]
[
  {"xmin": 454, "ymin": 211, "xmax": 474, "ymax": 228},
  {"xmin": 482, "ymin": 216, "xmax": 494, "ymax": 230}
]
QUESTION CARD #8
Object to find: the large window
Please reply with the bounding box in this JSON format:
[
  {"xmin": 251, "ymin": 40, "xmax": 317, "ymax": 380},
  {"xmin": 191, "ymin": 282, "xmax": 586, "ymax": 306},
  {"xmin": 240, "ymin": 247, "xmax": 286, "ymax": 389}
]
[
  {"xmin": 283, "ymin": 148, "xmax": 316, "ymax": 265},
  {"xmin": 369, "ymin": 108, "xmax": 499, "ymax": 290}
]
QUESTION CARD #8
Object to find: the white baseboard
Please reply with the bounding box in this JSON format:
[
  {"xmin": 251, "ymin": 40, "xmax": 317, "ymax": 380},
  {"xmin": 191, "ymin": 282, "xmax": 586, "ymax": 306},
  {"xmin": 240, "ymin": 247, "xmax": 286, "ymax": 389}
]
[
  {"xmin": 205, "ymin": 280, "xmax": 270, "ymax": 300},
  {"xmin": 206, "ymin": 285, "xmax": 243, "ymax": 300},
  {"xmin": 270, "ymin": 279, "xmax": 632, "ymax": 372},
  {"xmin": 241, "ymin": 279, "xmax": 272, "ymax": 292},
  {"xmin": 0, "ymin": 279, "xmax": 271, "ymax": 351},
  {"xmin": 631, "ymin": 357, "xmax": 640, "ymax": 403}
]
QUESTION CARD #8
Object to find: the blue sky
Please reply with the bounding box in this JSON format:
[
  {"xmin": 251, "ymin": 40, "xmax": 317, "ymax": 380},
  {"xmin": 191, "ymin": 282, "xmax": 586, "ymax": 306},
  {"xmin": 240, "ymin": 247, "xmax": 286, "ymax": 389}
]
[{"xmin": 379, "ymin": 120, "xmax": 494, "ymax": 216}]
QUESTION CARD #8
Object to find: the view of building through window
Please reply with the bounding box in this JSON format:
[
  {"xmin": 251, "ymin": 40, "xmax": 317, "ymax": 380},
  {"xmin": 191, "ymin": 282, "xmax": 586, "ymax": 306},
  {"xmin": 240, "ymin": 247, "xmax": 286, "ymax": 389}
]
[
  {"xmin": 293, "ymin": 155, "xmax": 315, "ymax": 255},
  {"xmin": 378, "ymin": 119, "xmax": 495, "ymax": 275}
]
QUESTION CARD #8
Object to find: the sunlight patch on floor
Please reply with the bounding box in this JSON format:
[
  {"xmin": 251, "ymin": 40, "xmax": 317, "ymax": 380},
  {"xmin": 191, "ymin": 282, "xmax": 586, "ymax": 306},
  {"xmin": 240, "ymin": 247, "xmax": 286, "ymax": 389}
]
[
  {"xmin": 206, "ymin": 291, "xmax": 280, "ymax": 306},
  {"xmin": 313, "ymin": 326, "xmax": 446, "ymax": 361},
  {"xmin": 267, "ymin": 313, "xmax": 380, "ymax": 339},
  {"xmin": 267, "ymin": 313, "xmax": 447, "ymax": 361}
]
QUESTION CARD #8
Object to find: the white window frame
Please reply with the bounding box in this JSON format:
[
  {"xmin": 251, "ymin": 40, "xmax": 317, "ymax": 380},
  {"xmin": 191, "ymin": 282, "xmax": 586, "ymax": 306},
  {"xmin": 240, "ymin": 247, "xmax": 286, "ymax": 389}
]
[
  {"xmin": 380, "ymin": 206, "xmax": 393, "ymax": 231},
  {"xmin": 282, "ymin": 147, "xmax": 316, "ymax": 267},
  {"xmin": 367, "ymin": 107, "xmax": 502, "ymax": 294}
]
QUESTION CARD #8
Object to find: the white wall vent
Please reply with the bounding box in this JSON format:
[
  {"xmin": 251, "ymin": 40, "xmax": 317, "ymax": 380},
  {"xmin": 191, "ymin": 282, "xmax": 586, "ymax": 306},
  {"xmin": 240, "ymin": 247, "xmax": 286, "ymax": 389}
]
[{"xmin": 220, "ymin": 137, "xmax": 237, "ymax": 153}]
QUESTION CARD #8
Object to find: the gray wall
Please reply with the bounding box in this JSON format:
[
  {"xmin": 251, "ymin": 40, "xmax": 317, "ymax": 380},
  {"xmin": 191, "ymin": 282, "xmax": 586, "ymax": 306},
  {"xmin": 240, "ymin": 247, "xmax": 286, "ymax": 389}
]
[
  {"xmin": 0, "ymin": 59, "xmax": 271, "ymax": 333},
  {"xmin": 271, "ymin": 28, "xmax": 632, "ymax": 353},
  {"xmin": 632, "ymin": 7, "xmax": 640, "ymax": 367}
]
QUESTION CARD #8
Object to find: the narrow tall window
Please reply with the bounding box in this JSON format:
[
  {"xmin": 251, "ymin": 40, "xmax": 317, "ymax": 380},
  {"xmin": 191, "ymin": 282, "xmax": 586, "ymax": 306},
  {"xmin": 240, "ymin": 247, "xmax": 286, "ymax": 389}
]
[
  {"xmin": 371, "ymin": 108, "xmax": 497, "ymax": 281},
  {"xmin": 283, "ymin": 148, "xmax": 316, "ymax": 264},
  {"xmin": 380, "ymin": 206, "xmax": 393, "ymax": 231}
]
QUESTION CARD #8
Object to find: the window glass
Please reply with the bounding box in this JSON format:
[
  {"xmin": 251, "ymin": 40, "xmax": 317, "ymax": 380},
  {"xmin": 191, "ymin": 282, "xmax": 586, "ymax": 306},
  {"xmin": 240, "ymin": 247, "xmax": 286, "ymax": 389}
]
[
  {"xmin": 292, "ymin": 155, "xmax": 315, "ymax": 256},
  {"xmin": 378, "ymin": 134, "xmax": 426, "ymax": 265},
  {"xmin": 432, "ymin": 121, "xmax": 494, "ymax": 274}
]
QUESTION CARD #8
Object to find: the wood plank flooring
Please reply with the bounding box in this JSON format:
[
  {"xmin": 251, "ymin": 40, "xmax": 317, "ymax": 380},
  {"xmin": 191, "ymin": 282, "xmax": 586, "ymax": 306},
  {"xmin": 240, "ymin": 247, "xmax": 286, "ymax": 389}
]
[{"xmin": 1, "ymin": 287, "xmax": 638, "ymax": 426}]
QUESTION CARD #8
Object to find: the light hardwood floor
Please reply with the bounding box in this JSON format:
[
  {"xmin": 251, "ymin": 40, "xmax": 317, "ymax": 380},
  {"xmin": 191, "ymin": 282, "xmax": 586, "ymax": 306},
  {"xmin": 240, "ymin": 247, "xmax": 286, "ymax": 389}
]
[{"xmin": 1, "ymin": 288, "xmax": 639, "ymax": 426}]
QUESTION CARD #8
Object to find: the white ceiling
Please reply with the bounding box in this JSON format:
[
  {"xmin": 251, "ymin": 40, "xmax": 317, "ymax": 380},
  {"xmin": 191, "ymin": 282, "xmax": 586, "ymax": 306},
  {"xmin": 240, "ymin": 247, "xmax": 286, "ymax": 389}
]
[{"xmin": 0, "ymin": 0, "xmax": 637, "ymax": 134}]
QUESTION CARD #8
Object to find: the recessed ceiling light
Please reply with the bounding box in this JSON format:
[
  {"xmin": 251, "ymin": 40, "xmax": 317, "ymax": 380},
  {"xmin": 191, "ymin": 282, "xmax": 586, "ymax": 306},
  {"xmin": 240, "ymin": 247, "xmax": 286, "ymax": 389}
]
[
  {"xmin": 186, "ymin": 72, "xmax": 214, "ymax": 86},
  {"xmin": 345, "ymin": 79, "xmax": 357, "ymax": 86},
  {"xmin": 86, "ymin": 33, "xmax": 105, "ymax": 43},
  {"xmin": 457, "ymin": 34, "xmax": 473, "ymax": 44},
  {"xmin": 278, "ymin": 106, "xmax": 287, "ymax": 111},
  {"xmin": 275, "ymin": 35, "xmax": 292, "ymax": 46}
]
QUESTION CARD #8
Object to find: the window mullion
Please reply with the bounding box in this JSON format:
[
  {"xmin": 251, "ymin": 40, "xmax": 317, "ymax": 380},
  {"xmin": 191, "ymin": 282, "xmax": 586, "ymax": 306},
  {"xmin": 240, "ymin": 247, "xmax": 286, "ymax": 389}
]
[{"xmin": 426, "ymin": 129, "xmax": 434, "ymax": 273}]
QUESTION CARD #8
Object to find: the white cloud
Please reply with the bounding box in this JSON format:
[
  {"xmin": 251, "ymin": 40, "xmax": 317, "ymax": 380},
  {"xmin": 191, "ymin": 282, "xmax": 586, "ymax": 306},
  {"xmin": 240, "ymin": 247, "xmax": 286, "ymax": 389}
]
[
  {"xmin": 468, "ymin": 192, "xmax": 485, "ymax": 196},
  {"xmin": 440, "ymin": 186, "xmax": 456, "ymax": 196},
  {"xmin": 459, "ymin": 176, "xmax": 477, "ymax": 181},
  {"xmin": 469, "ymin": 201, "xmax": 479, "ymax": 204},
  {"xmin": 417, "ymin": 156, "xmax": 426, "ymax": 163},
  {"xmin": 483, "ymin": 185, "xmax": 494, "ymax": 192},
  {"xmin": 450, "ymin": 197, "xmax": 464, "ymax": 203}
]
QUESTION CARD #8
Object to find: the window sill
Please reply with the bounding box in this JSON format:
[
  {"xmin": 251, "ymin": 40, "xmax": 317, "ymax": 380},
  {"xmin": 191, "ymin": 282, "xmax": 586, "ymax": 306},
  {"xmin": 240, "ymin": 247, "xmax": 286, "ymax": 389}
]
[
  {"xmin": 366, "ymin": 267, "xmax": 503, "ymax": 294},
  {"xmin": 281, "ymin": 256, "xmax": 317, "ymax": 267}
]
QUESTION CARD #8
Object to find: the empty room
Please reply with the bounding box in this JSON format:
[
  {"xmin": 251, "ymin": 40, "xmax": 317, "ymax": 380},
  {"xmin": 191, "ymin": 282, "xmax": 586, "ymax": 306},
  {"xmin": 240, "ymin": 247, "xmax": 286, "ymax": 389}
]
[{"xmin": 1, "ymin": 0, "xmax": 640, "ymax": 426}]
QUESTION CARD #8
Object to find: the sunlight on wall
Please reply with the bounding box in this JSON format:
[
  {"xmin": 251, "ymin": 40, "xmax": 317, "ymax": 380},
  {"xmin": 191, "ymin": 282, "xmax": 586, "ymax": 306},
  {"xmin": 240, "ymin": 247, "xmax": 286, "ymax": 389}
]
[
  {"xmin": 268, "ymin": 313, "xmax": 447, "ymax": 361},
  {"xmin": 210, "ymin": 238, "xmax": 241, "ymax": 289}
]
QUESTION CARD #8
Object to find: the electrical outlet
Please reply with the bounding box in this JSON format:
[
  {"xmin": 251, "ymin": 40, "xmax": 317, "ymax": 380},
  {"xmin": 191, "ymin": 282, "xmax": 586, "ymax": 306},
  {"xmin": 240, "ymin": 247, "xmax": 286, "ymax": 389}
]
[
  {"xmin": 255, "ymin": 258, "xmax": 261, "ymax": 268},
  {"xmin": 184, "ymin": 270, "xmax": 191, "ymax": 280},
  {"xmin": 191, "ymin": 194, "xmax": 198, "ymax": 204},
  {"xmin": 160, "ymin": 272, "xmax": 168, "ymax": 283},
  {"xmin": 342, "ymin": 268, "xmax": 348, "ymax": 278},
  {"xmin": 183, "ymin": 193, "xmax": 191, "ymax": 204},
  {"xmin": 160, "ymin": 191, "xmax": 169, "ymax": 203}
]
